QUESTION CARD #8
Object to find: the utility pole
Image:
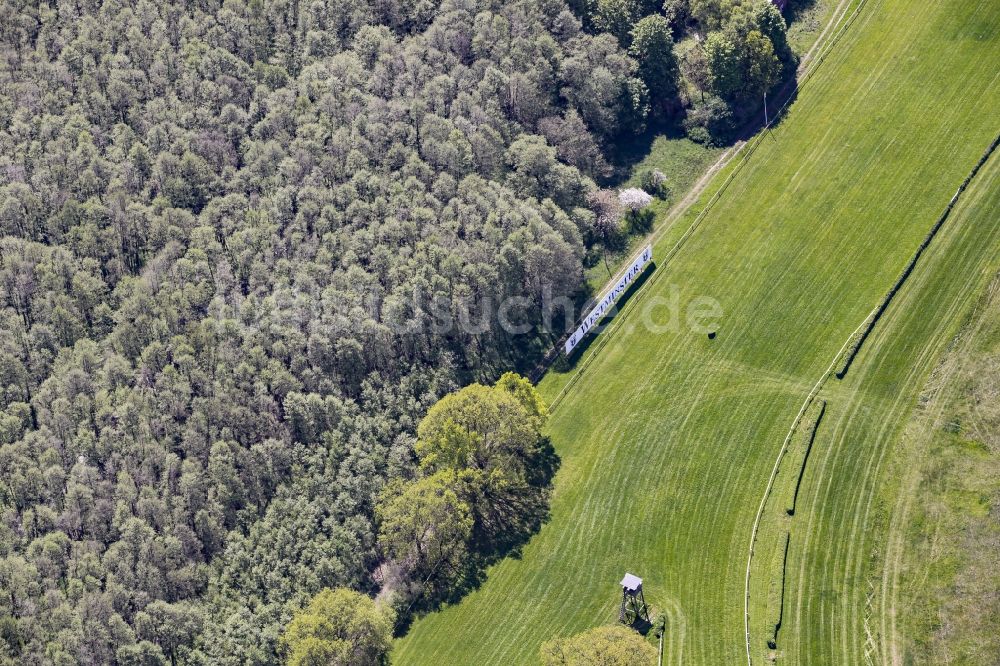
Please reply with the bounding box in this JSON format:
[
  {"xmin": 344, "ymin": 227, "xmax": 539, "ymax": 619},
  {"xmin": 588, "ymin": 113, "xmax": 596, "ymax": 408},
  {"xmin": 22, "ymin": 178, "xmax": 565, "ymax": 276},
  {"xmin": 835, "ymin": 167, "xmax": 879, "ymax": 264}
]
[{"xmin": 764, "ymin": 92, "xmax": 776, "ymax": 142}]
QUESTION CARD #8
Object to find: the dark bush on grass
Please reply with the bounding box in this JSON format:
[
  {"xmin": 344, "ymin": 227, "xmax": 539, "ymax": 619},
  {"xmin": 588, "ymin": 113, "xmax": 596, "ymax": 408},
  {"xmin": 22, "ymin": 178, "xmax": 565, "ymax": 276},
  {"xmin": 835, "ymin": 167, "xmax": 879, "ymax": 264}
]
[
  {"xmin": 639, "ymin": 169, "xmax": 670, "ymax": 199},
  {"xmin": 683, "ymin": 95, "xmax": 736, "ymax": 145},
  {"xmin": 628, "ymin": 208, "xmax": 655, "ymax": 233}
]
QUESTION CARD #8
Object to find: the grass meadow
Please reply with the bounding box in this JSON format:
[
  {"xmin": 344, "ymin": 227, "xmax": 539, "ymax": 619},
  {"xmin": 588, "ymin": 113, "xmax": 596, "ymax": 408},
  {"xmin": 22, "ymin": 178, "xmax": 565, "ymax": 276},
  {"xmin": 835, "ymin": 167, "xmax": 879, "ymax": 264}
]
[{"xmin": 393, "ymin": 0, "xmax": 1000, "ymax": 663}]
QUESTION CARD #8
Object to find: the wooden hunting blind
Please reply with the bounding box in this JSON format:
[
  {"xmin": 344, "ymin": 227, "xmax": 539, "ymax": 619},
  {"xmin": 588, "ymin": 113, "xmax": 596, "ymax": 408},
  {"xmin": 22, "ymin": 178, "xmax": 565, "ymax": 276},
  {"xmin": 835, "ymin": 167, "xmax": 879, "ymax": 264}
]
[{"xmin": 618, "ymin": 573, "xmax": 650, "ymax": 625}]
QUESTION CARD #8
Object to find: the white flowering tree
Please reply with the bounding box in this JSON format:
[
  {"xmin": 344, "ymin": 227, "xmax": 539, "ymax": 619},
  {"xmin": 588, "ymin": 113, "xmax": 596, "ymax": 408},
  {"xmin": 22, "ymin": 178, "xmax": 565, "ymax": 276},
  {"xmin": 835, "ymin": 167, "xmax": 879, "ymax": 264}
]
[
  {"xmin": 619, "ymin": 187, "xmax": 655, "ymax": 236},
  {"xmin": 587, "ymin": 189, "xmax": 625, "ymax": 274},
  {"xmin": 618, "ymin": 187, "xmax": 653, "ymax": 211}
]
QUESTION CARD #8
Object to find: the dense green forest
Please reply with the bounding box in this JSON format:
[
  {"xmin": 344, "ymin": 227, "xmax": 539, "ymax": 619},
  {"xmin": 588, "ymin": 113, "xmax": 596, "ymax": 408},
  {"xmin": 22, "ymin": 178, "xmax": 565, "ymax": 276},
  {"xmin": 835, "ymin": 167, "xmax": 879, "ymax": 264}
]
[{"xmin": 0, "ymin": 0, "xmax": 792, "ymax": 663}]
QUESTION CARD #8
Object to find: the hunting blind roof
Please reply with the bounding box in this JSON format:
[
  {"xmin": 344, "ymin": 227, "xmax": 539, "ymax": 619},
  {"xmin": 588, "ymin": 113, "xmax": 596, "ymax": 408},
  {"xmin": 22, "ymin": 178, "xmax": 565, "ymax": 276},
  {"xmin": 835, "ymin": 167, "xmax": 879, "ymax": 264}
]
[{"xmin": 620, "ymin": 573, "xmax": 642, "ymax": 592}]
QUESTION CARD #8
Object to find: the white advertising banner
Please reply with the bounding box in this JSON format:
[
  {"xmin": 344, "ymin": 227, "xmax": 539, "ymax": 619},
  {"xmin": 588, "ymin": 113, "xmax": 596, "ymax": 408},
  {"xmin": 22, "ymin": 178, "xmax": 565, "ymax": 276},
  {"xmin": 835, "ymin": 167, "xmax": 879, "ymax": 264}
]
[{"xmin": 564, "ymin": 244, "xmax": 653, "ymax": 356}]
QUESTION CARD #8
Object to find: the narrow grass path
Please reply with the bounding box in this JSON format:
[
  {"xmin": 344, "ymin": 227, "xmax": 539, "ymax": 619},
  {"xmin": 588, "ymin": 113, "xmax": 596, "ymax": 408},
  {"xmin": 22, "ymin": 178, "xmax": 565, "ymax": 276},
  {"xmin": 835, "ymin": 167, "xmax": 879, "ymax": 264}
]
[
  {"xmin": 743, "ymin": 304, "xmax": 876, "ymax": 665},
  {"xmin": 393, "ymin": 0, "xmax": 1000, "ymax": 663}
]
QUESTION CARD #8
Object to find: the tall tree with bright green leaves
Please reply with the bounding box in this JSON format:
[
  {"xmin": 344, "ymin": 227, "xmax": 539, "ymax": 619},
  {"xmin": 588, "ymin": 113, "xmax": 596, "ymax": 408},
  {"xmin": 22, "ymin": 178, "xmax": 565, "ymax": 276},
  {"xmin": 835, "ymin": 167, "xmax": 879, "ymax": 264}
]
[
  {"xmin": 540, "ymin": 625, "xmax": 657, "ymax": 665},
  {"xmin": 704, "ymin": 30, "xmax": 742, "ymax": 99},
  {"xmin": 281, "ymin": 588, "xmax": 394, "ymax": 666},
  {"xmin": 741, "ymin": 29, "xmax": 782, "ymax": 101},
  {"xmin": 593, "ymin": 0, "xmax": 642, "ymax": 45},
  {"xmin": 377, "ymin": 470, "xmax": 473, "ymax": 581},
  {"xmin": 415, "ymin": 372, "xmax": 553, "ymax": 552},
  {"xmin": 704, "ymin": 24, "xmax": 781, "ymax": 103}
]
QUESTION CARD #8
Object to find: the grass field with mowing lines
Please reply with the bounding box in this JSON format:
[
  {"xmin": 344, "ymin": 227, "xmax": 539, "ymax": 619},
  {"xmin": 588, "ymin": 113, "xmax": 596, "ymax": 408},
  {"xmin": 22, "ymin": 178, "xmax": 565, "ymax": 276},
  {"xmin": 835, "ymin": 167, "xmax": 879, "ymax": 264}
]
[
  {"xmin": 586, "ymin": 0, "xmax": 844, "ymax": 295},
  {"xmin": 879, "ymin": 259, "xmax": 1000, "ymax": 665},
  {"xmin": 393, "ymin": 0, "xmax": 1000, "ymax": 663},
  {"xmin": 762, "ymin": 148, "xmax": 1000, "ymax": 665}
]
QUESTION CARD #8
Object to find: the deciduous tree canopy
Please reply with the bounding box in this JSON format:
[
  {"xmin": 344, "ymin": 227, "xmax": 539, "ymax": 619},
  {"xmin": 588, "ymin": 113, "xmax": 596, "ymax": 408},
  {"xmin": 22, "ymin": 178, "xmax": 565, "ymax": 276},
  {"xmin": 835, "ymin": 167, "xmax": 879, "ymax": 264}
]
[
  {"xmin": 376, "ymin": 373, "xmax": 552, "ymax": 613},
  {"xmin": 281, "ymin": 587, "xmax": 394, "ymax": 666},
  {"xmin": 0, "ymin": 0, "xmax": 793, "ymax": 661},
  {"xmin": 540, "ymin": 625, "xmax": 657, "ymax": 665}
]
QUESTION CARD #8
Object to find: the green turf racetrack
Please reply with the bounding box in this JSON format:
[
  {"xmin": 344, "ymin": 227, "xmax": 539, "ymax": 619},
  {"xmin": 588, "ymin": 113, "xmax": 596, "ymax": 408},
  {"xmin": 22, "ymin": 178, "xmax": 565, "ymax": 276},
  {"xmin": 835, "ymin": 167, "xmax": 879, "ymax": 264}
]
[{"xmin": 393, "ymin": 0, "xmax": 1000, "ymax": 663}]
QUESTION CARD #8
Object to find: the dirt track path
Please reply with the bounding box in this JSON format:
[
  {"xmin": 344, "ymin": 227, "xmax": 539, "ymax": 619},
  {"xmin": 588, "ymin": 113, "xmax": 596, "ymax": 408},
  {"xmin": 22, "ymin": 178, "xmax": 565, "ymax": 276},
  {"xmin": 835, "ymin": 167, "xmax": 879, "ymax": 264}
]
[{"xmin": 651, "ymin": 145, "xmax": 743, "ymax": 245}]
